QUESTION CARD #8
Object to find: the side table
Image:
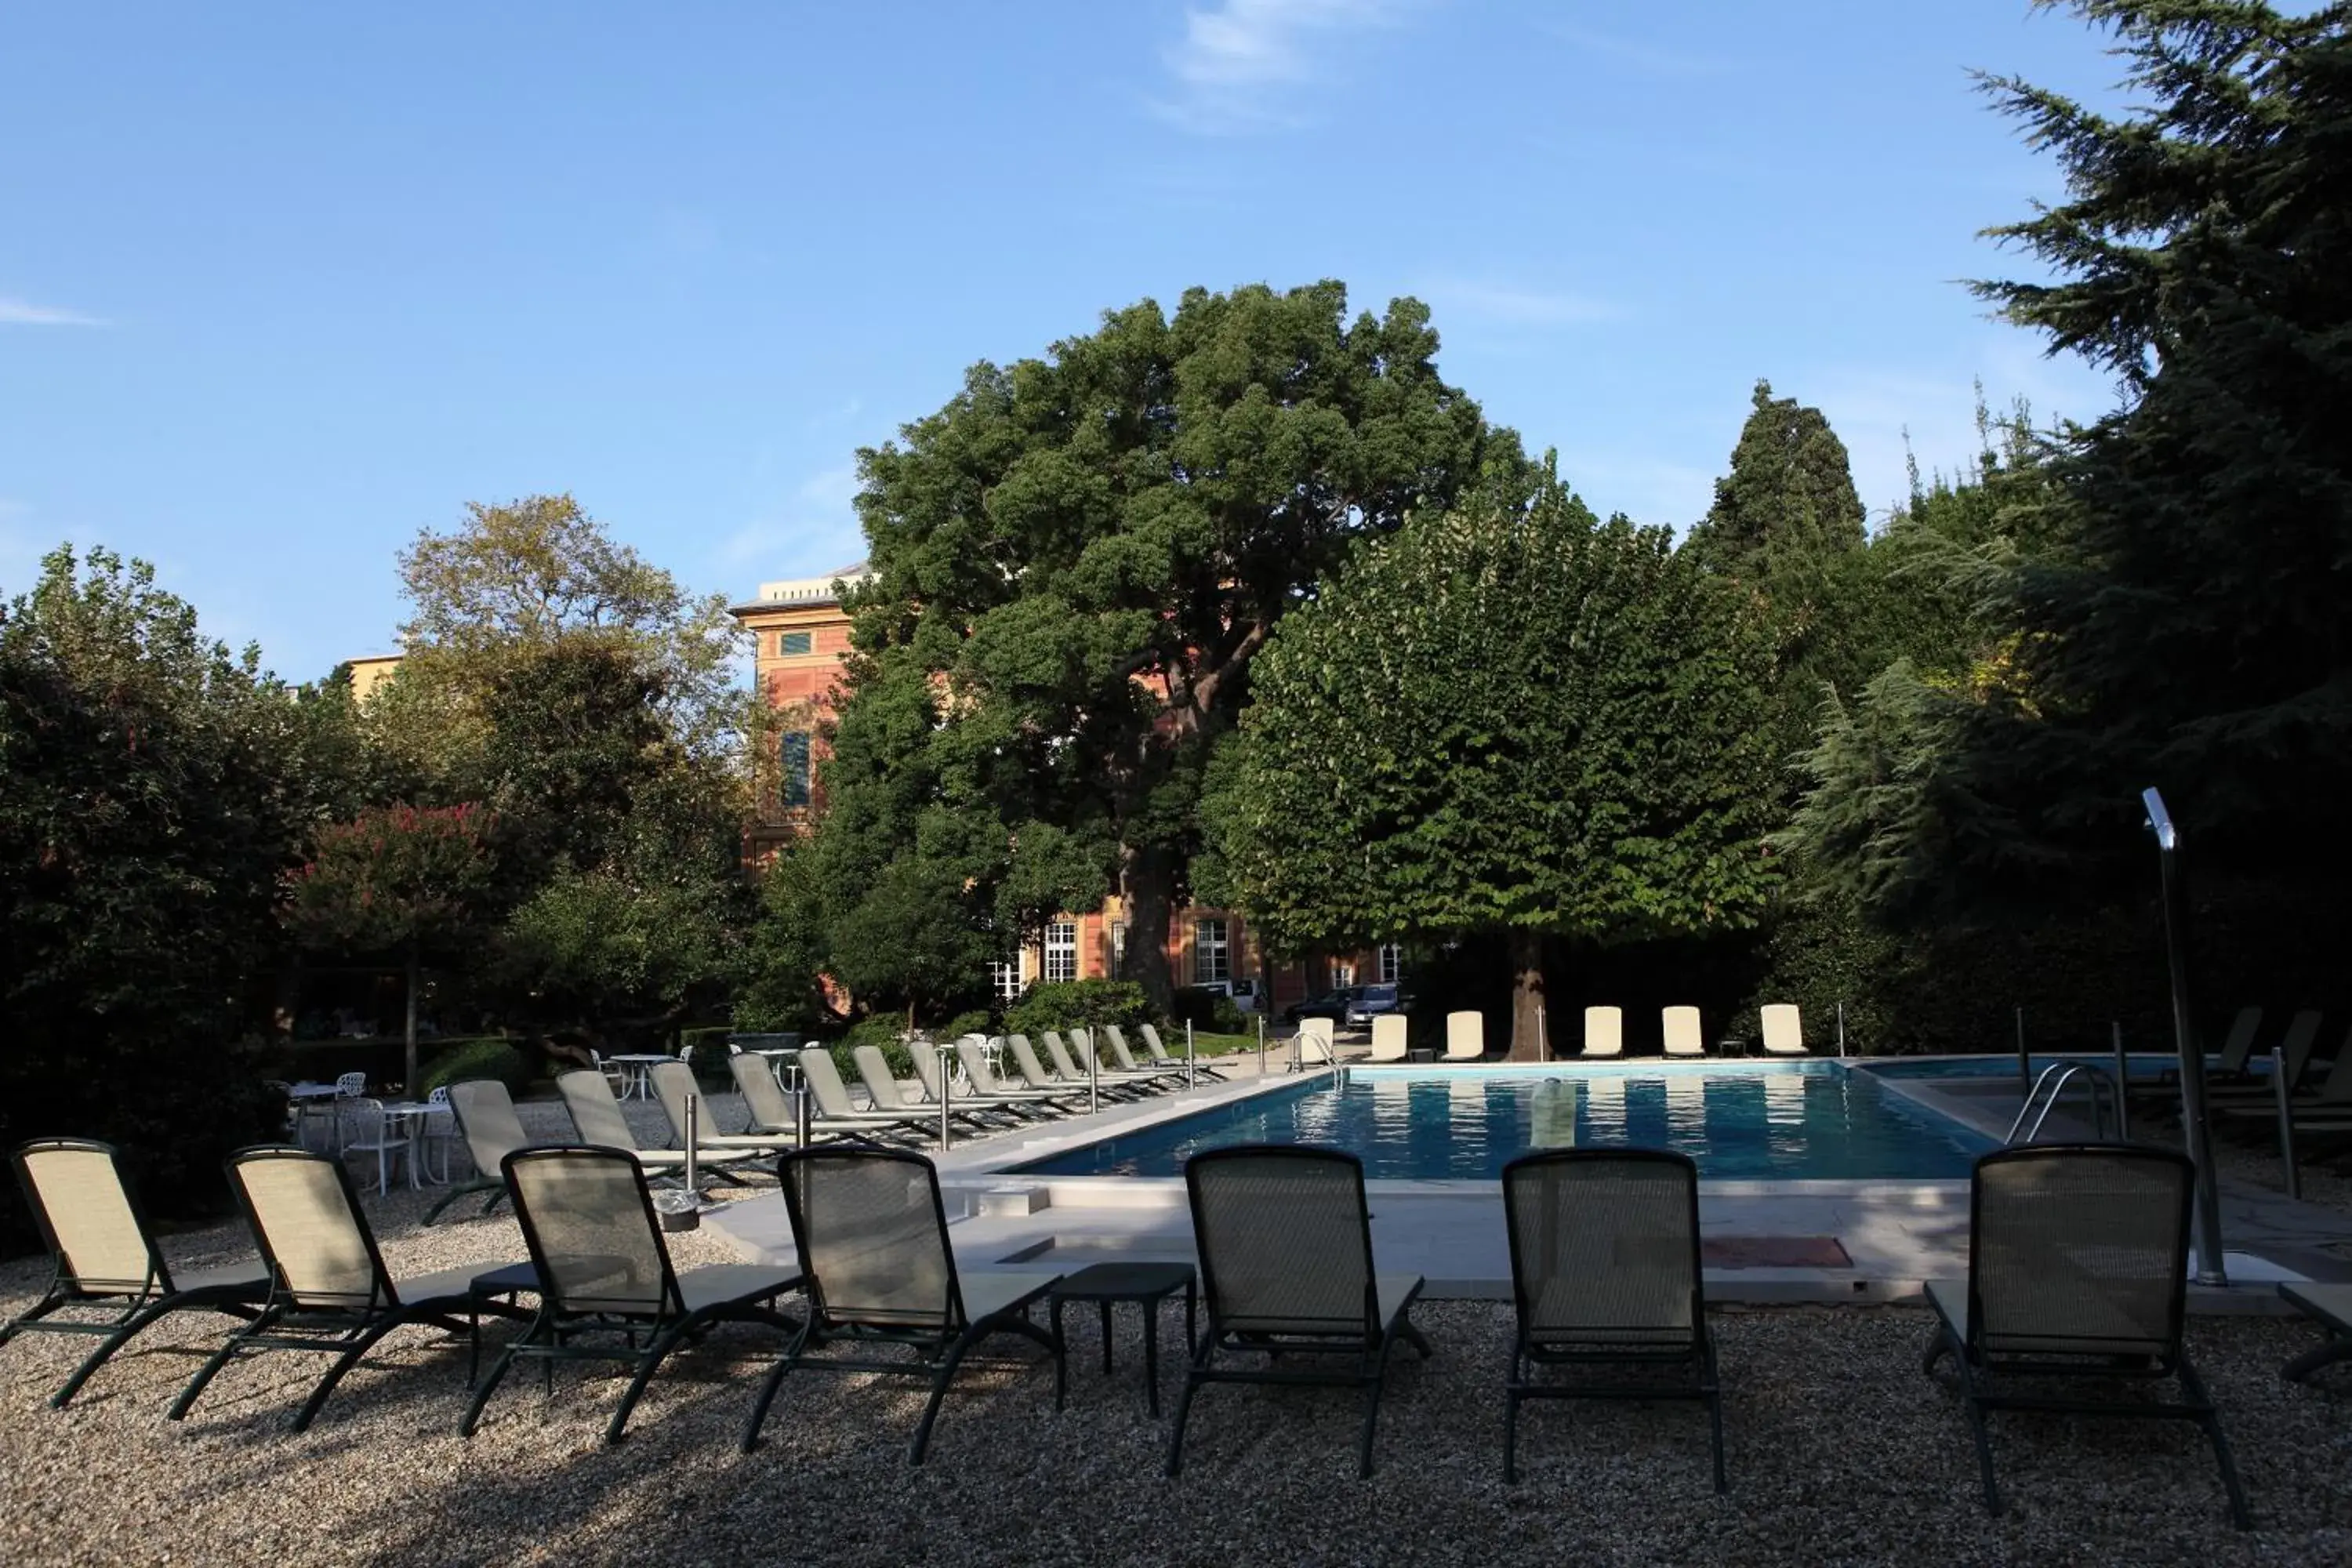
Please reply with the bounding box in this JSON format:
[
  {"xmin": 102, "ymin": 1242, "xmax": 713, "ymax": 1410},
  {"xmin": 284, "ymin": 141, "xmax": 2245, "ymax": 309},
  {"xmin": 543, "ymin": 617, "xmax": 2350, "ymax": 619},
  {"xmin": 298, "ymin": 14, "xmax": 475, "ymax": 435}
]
[{"xmin": 1047, "ymin": 1261, "xmax": 1197, "ymax": 1417}]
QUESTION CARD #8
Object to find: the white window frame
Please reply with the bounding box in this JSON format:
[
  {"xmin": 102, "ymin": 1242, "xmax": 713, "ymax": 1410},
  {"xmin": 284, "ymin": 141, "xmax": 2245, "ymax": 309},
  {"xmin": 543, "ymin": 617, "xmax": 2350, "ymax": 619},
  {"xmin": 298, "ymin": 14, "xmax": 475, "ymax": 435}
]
[
  {"xmin": 1377, "ymin": 943, "xmax": 1402, "ymax": 984},
  {"xmin": 1193, "ymin": 917, "xmax": 1229, "ymax": 985},
  {"xmin": 988, "ymin": 960, "xmax": 1022, "ymax": 1002},
  {"xmin": 1044, "ymin": 921, "xmax": 1078, "ymax": 984}
]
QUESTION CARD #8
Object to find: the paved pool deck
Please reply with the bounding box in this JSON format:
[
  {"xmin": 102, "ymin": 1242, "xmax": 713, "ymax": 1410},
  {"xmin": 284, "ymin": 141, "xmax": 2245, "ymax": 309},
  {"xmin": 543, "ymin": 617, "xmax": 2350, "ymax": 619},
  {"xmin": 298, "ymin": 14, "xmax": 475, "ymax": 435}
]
[{"xmin": 709, "ymin": 1050, "xmax": 2352, "ymax": 1309}]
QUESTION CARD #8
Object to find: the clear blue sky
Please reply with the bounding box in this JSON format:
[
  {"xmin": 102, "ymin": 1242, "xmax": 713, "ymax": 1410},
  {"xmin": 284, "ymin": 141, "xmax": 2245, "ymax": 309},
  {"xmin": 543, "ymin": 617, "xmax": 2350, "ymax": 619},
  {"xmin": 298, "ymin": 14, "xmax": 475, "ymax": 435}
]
[{"xmin": 2, "ymin": 1, "xmax": 2126, "ymax": 681}]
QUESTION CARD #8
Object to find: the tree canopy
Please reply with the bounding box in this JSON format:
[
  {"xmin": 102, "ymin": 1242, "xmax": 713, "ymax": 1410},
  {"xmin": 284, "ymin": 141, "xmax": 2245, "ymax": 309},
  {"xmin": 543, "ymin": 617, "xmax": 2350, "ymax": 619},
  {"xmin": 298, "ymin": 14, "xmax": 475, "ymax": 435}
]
[
  {"xmin": 1793, "ymin": 0, "xmax": 2352, "ymax": 917},
  {"xmin": 823, "ymin": 280, "xmax": 1534, "ymax": 1007},
  {"xmin": 1200, "ymin": 480, "xmax": 1780, "ymax": 1056}
]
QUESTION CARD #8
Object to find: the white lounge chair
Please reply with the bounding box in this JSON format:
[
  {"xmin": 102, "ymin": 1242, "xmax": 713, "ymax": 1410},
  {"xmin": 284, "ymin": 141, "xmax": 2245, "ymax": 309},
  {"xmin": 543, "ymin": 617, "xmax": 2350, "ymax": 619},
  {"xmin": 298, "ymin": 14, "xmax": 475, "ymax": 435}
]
[
  {"xmin": 1661, "ymin": 1007, "xmax": 1707, "ymax": 1058},
  {"xmin": 1369, "ymin": 1014, "xmax": 1410, "ymax": 1062},
  {"xmin": 1295, "ymin": 1017, "xmax": 1338, "ymax": 1069},
  {"xmin": 1759, "ymin": 1004, "xmax": 1806, "ymax": 1057},
  {"xmin": 1582, "ymin": 1007, "xmax": 1624, "ymax": 1059},
  {"xmin": 1445, "ymin": 1011, "xmax": 1484, "ymax": 1062}
]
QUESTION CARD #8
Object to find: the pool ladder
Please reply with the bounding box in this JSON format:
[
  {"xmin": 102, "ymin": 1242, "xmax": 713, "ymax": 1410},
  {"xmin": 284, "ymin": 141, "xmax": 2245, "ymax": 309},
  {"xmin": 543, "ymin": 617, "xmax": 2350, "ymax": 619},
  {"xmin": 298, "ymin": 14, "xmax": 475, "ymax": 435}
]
[{"xmin": 2005, "ymin": 1061, "xmax": 2127, "ymax": 1145}]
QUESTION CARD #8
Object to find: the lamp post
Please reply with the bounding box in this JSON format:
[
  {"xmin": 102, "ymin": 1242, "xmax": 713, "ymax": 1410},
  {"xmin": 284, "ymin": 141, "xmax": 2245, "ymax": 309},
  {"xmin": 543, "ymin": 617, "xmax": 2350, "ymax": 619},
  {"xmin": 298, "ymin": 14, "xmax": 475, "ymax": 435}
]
[{"xmin": 2144, "ymin": 787, "xmax": 2226, "ymax": 1286}]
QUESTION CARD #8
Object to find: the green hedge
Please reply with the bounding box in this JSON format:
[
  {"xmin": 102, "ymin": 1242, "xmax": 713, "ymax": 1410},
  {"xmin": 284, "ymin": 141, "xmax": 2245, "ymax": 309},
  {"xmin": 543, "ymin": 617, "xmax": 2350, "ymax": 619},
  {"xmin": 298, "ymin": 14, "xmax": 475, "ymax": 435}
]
[{"xmin": 417, "ymin": 1037, "xmax": 532, "ymax": 1097}]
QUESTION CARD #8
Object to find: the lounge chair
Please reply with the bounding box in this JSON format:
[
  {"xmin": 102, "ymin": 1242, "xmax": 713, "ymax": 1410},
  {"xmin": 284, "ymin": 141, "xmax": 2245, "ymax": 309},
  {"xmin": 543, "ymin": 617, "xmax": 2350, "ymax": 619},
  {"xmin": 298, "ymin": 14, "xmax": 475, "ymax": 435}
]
[
  {"xmin": 1445, "ymin": 1011, "xmax": 1484, "ymax": 1062},
  {"xmin": 1661, "ymin": 1007, "xmax": 1707, "ymax": 1058},
  {"xmin": 739, "ymin": 1146, "xmax": 1065, "ymax": 1464},
  {"xmin": 2201, "ymin": 1010, "xmax": 2324, "ymax": 1103},
  {"xmin": 2216, "ymin": 1022, "xmax": 2352, "ymax": 1126},
  {"xmin": 555, "ymin": 1070, "xmax": 760, "ymax": 1185},
  {"xmin": 460, "ymin": 1146, "xmax": 804, "ymax": 1443},
  {"xmin": 1143, "ymin": 1021, "xmax": 1232, "ymax": 1080},
  {"xmin": 422, "ymin": 1079, "xmax": 534, "ymax": 1224},
  {"xmin": 1920, "ymin": 1143, "xmax": 2249, "ymax": 1528},
  {"xmin": 649, "ymin": 1060, "xmax": 797, "ymax": 1153},
  {"xmin": 728, "ymin": 1051, "xmax": 890, "ymax": 1145},
  {"xmin": 2, "ymin": 1138, "xmax": 268, "ymax": 1408},
  {"xmin": 168, "ymin": 1146, "xmax": 530, "ymax": 1431},
  {"xmin": 1369, "ymin": 1015, "xmax": 1409, "ymax": 1062},
  {"xmin": 1103, "ymin": 1025, "xmax": 1186, "ymax": 1085},
  {"xmin": 858, "ymin": 1044, "xmax": 996, "ymax": 1131},
  {"xmin": 1069, "ymin": 1029, "xmax": 1170, "ymax": 1091},
  {"xmin": 2137, "ymin": 1006, "xmax": 2266, "ymax": 1101},
  {"xmin": 1294, "ymin": 1017, "xmax": 1339, "ymax": 1070},
  {"xmin": 956, "ymin": 1040, "xmax": 1080, "ymax": 1112},
  {"xmin": 1582, "ymin": 1007, "xmax": 1623, "ymax": 1060},
  {"xmin": 1501, "ymin": 1149, "xmax": 1724, "ymax": 1489},
  {"xmin": 801, "ymin": 1047, "xmax": 942, "ymax": 1142},
  {"xmin": 1167, "ymin": 1145, "xmax": 1431, "ymax": 1479},
  {"xmin": 909, "ymin": 1040, "xmax": 1055, "ymax": 1120},
  {"xmin": 2278, "ymin": 1281, "xmax": 2352, "ymax": 1382},
  {"xmin": 1759, "ymin": 1004, "xmax": 1806, "ymax": 1057}
]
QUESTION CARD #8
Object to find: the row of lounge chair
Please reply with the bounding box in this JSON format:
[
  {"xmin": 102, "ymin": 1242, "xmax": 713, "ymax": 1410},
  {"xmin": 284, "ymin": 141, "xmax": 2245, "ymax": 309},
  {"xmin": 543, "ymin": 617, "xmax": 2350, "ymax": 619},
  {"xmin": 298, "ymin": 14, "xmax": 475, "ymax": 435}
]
[
  {"xmin": 1344, "ymin": 1004, "xmax": 1813, "ymax": 1063},
  {"xmin": 9, "ymin": 1126, "xmax": 2345, "ymax": 1522}
]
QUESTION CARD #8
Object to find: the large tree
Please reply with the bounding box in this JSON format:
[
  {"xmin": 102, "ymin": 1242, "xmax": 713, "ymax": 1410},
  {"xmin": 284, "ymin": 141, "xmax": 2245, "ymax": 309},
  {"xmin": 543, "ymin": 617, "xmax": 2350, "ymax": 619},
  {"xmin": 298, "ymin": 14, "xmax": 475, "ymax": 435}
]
[
  {"xmin": 1794, "ymin": 0, "xmax": 2352, "ymax": 916},
  {"xmin": 837, "ymin": 281, "xmax": 1532, "ymax": 1006},
  {"xmin": 0, "ymin": 548, "xmax": 350, "ymax": 1240},
  {"xmin": 376, "ymin": 493, "xmax": 747, "ymax": 771},
  {"xmin": 1200, "ymin": 480, "xmax": 1780, "ymax": 1057}
]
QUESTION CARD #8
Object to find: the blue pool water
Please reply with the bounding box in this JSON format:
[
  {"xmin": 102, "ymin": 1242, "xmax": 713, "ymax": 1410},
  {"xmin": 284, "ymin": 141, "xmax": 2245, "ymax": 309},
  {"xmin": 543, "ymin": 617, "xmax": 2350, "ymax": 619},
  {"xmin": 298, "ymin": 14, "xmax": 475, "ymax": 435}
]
[
  {"xmin": 1014, "ymin": 1062, "xmax": 1995, "ymax": 1181},
  {"xmin": 1858, "ymin": 1052, "xmax": 2193, "ymax": 1083}
]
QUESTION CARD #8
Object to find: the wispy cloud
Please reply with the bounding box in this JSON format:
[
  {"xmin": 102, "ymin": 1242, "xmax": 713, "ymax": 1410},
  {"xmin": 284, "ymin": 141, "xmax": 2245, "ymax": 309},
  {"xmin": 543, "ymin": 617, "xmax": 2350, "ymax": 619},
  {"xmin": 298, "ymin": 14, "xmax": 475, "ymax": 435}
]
[
  {"xmin": 1545, "ymin": 23, "xmax": 1739, "ymax": 78},
  {"xmin": 714, "ymin": 466, "xmax": 866, "ymax": 572},
  {"xmin": 0, "ymin": 296, "xmax": 108, "ymax": 328},
  {"xmin": 1155, "ymin": 0, "xmax": 1419, "ymax": 134},
  {"xmin": 1418, "ymin": 278, "xmax": 1619, "ymax": 329}
]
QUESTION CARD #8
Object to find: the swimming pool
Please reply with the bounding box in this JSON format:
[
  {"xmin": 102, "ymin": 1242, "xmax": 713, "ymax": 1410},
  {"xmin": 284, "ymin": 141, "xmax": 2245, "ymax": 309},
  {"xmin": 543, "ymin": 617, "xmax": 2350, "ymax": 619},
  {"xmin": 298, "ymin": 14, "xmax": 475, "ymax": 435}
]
[{"xmin": 1012, "ymin": 1062, "xmax": 1994, "ymax": 1181}]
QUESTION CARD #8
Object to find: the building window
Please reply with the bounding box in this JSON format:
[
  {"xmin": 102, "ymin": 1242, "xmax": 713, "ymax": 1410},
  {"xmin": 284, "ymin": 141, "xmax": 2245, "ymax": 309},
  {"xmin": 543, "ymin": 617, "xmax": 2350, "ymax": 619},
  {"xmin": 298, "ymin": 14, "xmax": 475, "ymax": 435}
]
[
  {"xmin": 778, "ymin": 630, "xmax": 813, "ymax": 655},
  {"xmin": 989, "ymin": 960, "xmax": 1022, "ymax": 1001},
  {"xmin": 1194, "ymin": 918, "xmax": 1229, "ymax": 984},
  {"xmin": 779, "ymin": 731, "xmax": 812, "ymax": 808},
  {"xmin": 1044, "ymin": 921, "xmax": 1078, "ymax": 984},
  {"xmin": 1377, "ymin": 944, "xmax": 1403, "ymax": 983},
  {"xmin": 1332, "ymin": 960, "xmax": 1356, "ymax": 988},
  {"xmin": 1111, "ymin": 921, "xmax": 1127, "ymax": 974}
]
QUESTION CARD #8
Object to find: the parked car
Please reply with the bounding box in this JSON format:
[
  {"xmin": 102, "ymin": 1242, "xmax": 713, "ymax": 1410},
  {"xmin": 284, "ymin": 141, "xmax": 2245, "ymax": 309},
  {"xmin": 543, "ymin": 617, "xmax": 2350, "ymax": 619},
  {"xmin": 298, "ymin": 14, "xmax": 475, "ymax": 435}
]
[
  {"xmin": 1345, "ymin": 983, "xmax": 1404, "ymax": 1029},
  {"xmin": 1284, "ymin": 986, "xmax": 1362, "ymax": 1025}
]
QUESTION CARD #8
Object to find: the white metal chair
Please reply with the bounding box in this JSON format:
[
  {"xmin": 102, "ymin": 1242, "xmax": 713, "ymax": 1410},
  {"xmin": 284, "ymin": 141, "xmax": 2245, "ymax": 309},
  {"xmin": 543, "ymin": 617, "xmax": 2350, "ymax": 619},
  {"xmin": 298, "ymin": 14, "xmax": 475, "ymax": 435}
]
[
  {"xmin": 416, "ymin": 1086, "xmax": 457, "ymax": 1183},
  {"xmin": 330, "ymin": 1071, "xmax": 368, "ymax": 1152},
  {"xmin": 339, "ymin": 1098, "xmax": 416, "ymax": 1196}
]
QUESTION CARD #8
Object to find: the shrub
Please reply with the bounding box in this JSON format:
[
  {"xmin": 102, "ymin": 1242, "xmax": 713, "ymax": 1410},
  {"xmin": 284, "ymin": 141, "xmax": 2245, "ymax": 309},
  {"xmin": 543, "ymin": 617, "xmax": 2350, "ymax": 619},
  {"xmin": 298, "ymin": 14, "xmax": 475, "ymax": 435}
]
[
  {"xmin": 1006, "ymin": 979, "xmax": 1150, "ymax": 1037},
  {"xmin": 1168, "ymin": 985, "xmax": 1246, "ymax": 1036},
  {"xmin": 418, "ymin": 1037, "xmax": 532, "ymax": 1097}
]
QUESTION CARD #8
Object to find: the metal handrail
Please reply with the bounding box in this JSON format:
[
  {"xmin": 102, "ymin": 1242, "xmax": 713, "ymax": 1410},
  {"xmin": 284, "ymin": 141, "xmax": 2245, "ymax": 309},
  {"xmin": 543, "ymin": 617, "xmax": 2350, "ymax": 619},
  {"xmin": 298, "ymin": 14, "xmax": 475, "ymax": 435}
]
[{"xmin": 2005, "ymin": 1060, "xmax": 2123, "ymax": 1145}]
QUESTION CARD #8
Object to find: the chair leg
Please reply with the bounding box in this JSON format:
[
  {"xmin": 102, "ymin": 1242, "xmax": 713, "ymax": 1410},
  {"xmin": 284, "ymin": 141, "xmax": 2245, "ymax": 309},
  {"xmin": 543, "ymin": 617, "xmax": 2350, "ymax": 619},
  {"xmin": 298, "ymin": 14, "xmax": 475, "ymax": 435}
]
[
  {"xmin": 1358, "ymin": 1334, "xmax": 1404, "ymax": 1479},
  {"xmin": 1701, "ymin": 1339, "xmax": 1728, "ymax": 1495},
  {"xmin": 50, "ymin": 1300, "xmax": 176, "ymax": 1408},
  {"xmin": 292, "ymin": 1319, "xmax": 401, "ymax": 1432},
  {"xmin": 605, "ymin": 1323, "xmax": 693, "ymax": 1445},
  {"xmin": 1503, "ymin": 1377, "xmax": 1523, "ymax": 1484},
  {"xmin": 2281, "ymin": 1330, "xmax": 2352, "ymax": 1383},
  {"xmin": 461, "ymin": 1332, "xmax": 532, "ymax": 1437},
  {"xmin": 2178, "ymin": 1357, "xmax": 2252, "ymax": 1530},
  {"xmin": 169, "ymin": 1308, "xmax": 280, "ymax": 1422},
  {"xmin": 909, "ymin": 1334, "xmax": 977, "ymax": 1465},
  {"xmin": 740, "ymin": 1323, "xmax": 816, "ymax": 1453},
  {"xmin": 1946, "ymin": 1355, "xmax": 2002, "ymax": 1515},
  {"xmin": 0, "ymin": 1292, "xmax": 66, "ymax": 1350}
]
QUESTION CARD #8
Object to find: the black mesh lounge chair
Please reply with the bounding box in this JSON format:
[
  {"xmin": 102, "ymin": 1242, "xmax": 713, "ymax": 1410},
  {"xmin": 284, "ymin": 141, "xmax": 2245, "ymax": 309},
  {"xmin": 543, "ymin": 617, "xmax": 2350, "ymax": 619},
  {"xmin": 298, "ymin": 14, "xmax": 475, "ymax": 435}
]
[
  {"xmin": 1167, "ymin": 1146, "xmax": 1432, "ymax": 1479},
  {"xmin": 421, "ymin": 1079, "xmax": 535, "ymax": 1224},
  {"xmin": 1921, "ymin": 1143, "xmax": 2249, "ymax": 1528},
  {"xmin": 1500, "ymin": 1149, "xmax": 1724, "ymax": 1489},
  {"xmin": 460, "ymin": 1146, "xmax": 804, "ymax": 1443},
  {"xmin": 167, "ymin": 1146, "xmax": 529, "ymax": 1430},
  {"xmin": 2278, "ymin": 1282, "xmax": 2352, "ymax": 1383},
  {"xmin": 739, "ymin": 1146, "xmax": 1065, "ymax": 1464},
  {"xmin": 2, "ymin": 1139, "xmax": 268, "ymax": 1408}
]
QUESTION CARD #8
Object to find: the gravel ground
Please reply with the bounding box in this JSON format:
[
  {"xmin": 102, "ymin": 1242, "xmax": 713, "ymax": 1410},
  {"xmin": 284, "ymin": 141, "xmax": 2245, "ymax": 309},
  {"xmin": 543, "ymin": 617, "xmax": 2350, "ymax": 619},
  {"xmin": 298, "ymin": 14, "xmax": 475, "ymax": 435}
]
[{"xmin": 7, "ymin": 1170, "xmax": 2352, "ymax": 1566}]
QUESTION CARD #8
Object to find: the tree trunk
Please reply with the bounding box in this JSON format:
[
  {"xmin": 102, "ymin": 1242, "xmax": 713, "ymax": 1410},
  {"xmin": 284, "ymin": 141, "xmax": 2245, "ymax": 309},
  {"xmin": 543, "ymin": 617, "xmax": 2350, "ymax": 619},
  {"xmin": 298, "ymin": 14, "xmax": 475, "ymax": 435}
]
[
  {"xmin": 1120, "ymin": 843, "xmax": 1178, "ymax": 1014},
  {"xmin": 404, "ymin": 945, "xmax": 421, "ymax": 1094},
  {"xmin": 1508, "ymin": 927, "xmax": 1546, "ymax": 1062}
]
